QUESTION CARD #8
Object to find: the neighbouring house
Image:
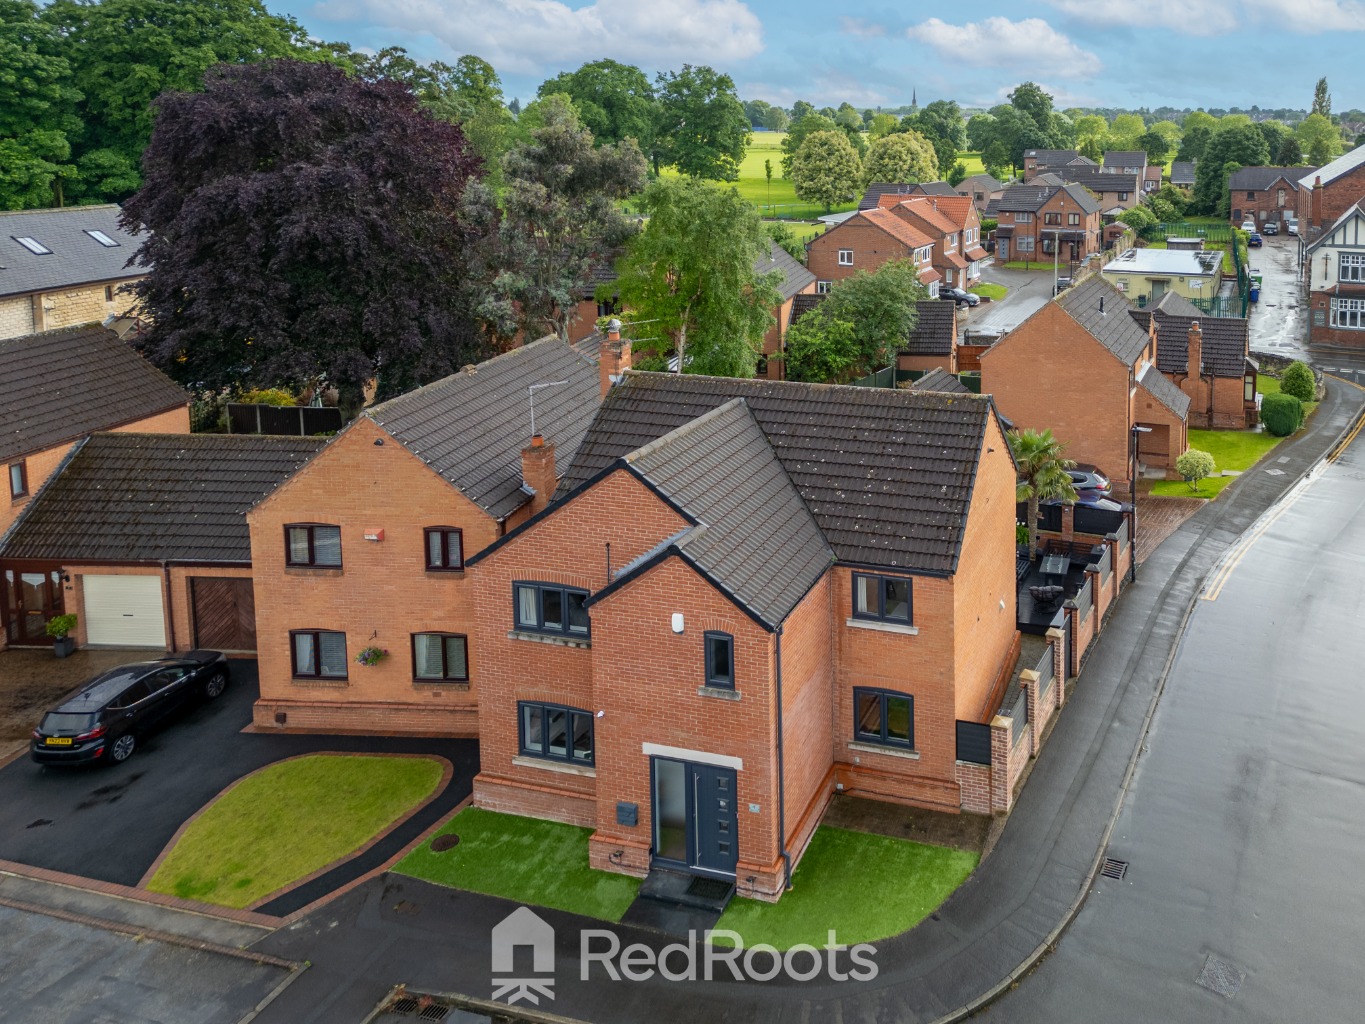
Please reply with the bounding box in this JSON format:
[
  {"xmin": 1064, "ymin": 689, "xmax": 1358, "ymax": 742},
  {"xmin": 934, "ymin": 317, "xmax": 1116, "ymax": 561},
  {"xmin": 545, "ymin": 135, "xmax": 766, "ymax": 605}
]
[
  {"xmin": 896, "ymin": 298, "xmax": 960, "ymax": 375},
  {"xmin": 1130, "ymin": 292, "xmax": 1259, "ymax": 428},
  {"xmin": 246, "ymin": 336, "xmax": 605, "ymax": 736},
  {"xmin": 1100, "ymin": 247, "xmax": 1223, "ymax": 307},
  {"xmin": 1303, "ymin": 201, "xmax": 1365, "ymax": 349},
  {"xmin": 565, "ymin": 256, "xmax": 622, "ymax": 346},
  {"xmin": 0, "ymin": 433, "xmax": 323, "ymax": 655},
  {"xmin": 754, "ymin": 241, "xmax": 817, "ymax": 380},
  {"xmin": 1102, "ymin": 151, "xmax": 1147, "ymax": 177},
  {"xmin": 806, "ymin": 208, "xmax": 939, "ymax": 295},
  {"xmin": 1170, "ymin": 162, "xmax": 1196, "ymax": 189},
  {"xmin": 858, "ymin": 181, "xmax": 955, "ymax": 211},
  {"xmin": 0, "ymin": 206, "xmax": 144, "ymax": 341},
  {"xmin": 980, "ymin": 276, "xmax": 1190, "ymax": 484},
  {"xmin": 957, "ymin": 173, "xmax": 1005, "ymax": 214},
  {"xmin": 1228, "ymin": 167, "xmax": 1316, "ymax": 230},
  {"xmin": 1062, "ymin": 171, "xmax": 1141, "ymax": 212},
  {"xmin": 465, "ymin": 371, "xmax": 1021, "ymax": 899},
  {"xmin": 1299, "ymin": 146, "xmax": 1365, "ymax": 237},
  {"xmin": 0, "ymin": 324, "xmax": 189, "ymax": 547},
  {"xmin": 909, "ymin": 366, "xmax": 971, "ymax": 394},
  {"xmin": 1022, "ymin": 149, "xmax": 1096, "ymax": 177},
  {"xmin": 1143, "ymin": 165, "xmax": 1163, "ymax": 194},
  {"xmin": 881, "ymin": 195, "xmax": 989, "ymax": 287},
  {"xmin": 993, "ymin": 183, "xmax": 1103, "ymax": 265}
]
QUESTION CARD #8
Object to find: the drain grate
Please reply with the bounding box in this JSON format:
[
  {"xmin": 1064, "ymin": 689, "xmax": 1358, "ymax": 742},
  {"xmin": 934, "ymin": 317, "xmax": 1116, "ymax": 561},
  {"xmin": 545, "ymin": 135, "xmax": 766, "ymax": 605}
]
[
  {"xmin": 418, "ymin": 1005, "xmax": 449, "ymax": 1021},
  {"xmin": 685, "ymin": 876, "xmax": 733, "ymax": 901},
  {"xmin": 1099, "ymin": 857, "xmax": 1129, "ymax": 881},
  {"xmin": 1196, "ymin": 954, "xmax": 1245, "ymax": 997},
  {"xmin": 389, "ymin": 997, "xmax": 420, "ymax": 1014}
]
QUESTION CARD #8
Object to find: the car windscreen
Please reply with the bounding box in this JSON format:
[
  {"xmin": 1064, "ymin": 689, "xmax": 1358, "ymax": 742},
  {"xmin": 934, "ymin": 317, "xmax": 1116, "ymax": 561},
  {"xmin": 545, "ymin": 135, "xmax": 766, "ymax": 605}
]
[{"xmin": 40, "ymin": 712, "xmax": 97, "ymax": 733}]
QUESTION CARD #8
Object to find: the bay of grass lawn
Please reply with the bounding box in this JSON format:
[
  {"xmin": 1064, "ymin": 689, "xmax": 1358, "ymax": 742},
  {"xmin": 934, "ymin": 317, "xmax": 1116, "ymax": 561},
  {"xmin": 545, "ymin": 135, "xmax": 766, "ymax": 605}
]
[
  {"xmin": 715, "ymin": 826, "xmax": 978, "ymax": 950},
  {"xmin": 147, "ymin": 754, "xmax": 444, "ymax": 908},
  {"xmin": 395, "ymin": 806, "xmax": 641, "ymax": 922}
]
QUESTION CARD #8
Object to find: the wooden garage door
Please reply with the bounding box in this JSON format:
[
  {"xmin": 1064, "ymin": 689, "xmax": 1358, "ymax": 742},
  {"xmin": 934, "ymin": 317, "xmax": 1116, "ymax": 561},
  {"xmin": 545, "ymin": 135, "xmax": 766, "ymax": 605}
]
[
  {"xmin": 191, "ymin": 577, "xmax": 257, "ymax": 651},
  {"xmin": 84, "ymin": 575, "xmax": 166, "ymax": 647}
]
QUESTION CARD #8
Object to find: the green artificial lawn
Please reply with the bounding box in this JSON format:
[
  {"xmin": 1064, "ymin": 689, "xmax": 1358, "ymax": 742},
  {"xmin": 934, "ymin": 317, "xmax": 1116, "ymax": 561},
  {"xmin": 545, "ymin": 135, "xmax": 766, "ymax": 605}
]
[
  {"xmin": 395, "ymin": 807, "xmax": 641, "ymax": 922},
  {"xmin": 1149, "ymin": 426, "xmax": 1285, "ymax": 498},
  {"xmin": 970, "ymin": 282, "xmax": 1007, "ymax": 300},
  {"xmin": 147, "ymin": 754, "xmax": 444, "ymax": 908},
  {"xmin": 715, "ymin": 826, "xmax": 978, "ymax": 950}
]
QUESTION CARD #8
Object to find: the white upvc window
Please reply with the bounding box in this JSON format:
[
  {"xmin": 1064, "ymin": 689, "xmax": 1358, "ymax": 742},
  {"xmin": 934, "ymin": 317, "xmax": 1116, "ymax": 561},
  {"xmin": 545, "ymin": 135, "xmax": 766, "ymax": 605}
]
[
  {"xmin": 817, "ymin": 280, "xmax": 832, "ymax": 294},
  {"xmin": 1331, "ymin": 296, "xmax": 1365, "ymax": 329},
  {"xmin": 1339, "ymin": 252, "xmax": 1365, "ymax": 282},
  {"xmin": 838, "ymin": 249, "xmax": 853, "ymax": 266}
]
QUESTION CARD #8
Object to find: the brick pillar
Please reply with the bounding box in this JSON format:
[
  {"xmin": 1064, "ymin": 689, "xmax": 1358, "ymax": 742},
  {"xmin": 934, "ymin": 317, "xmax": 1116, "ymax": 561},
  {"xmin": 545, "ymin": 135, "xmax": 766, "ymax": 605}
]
[
  {"xmin": 520, "ymin": 435, "xmax": 557, "ymax": 516},
  {"xmin": 1061, "ymin": 504, "xmax": 1075, "ymax": 543},
  {"xmin": 989, "ymin": 716, "xmax": 1013, "ymax": 814},
  {"xmin": 1046, "ymin": 627, "xmax": 1065, "ymax": 705},
  {"xmin": 1020, "ymin": 670, "xmax": 1042, "ymax": 754},
  {"xmin": 1087, "ymin": 567, "xmax": 1103, "ymax": 633}
]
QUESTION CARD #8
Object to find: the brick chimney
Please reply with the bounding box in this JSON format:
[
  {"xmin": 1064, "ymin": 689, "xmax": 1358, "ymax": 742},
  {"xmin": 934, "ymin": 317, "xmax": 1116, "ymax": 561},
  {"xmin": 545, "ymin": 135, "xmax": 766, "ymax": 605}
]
[
  {"xmin": 1187, "ymin": 320, "xmax": 1203, "ymax": 378},
  {"xmin": 599, "ymin": 318, "xmax": 632, "ymax": 398},
  {"xmin": 521, "ymin": 434, "xmax": 557, "ymax": 516},
  {"xmin": 1312, "ymin": 175, "xmax": 1323, "ymax": 229}
]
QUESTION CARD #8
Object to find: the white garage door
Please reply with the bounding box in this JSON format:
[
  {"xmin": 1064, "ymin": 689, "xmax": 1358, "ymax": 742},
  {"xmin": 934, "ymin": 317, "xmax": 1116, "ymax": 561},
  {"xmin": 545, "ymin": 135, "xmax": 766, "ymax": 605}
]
[{"xmin": 83, "ymin": 575, "xmax": 166, "ymax": 647}]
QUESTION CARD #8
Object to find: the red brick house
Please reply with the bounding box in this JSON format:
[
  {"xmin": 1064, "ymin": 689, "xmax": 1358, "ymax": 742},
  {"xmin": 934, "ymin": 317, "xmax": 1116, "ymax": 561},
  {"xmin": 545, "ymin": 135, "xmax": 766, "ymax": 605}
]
[
  {"xmin": 1304, "ymin": 201, "xmax": 1365, "ymax": 348},
  {"xmin": 994, "ymin": 184, "xmax": 1102, "ymax": 265},
  {"xmin": 1130, "ymin": 292, "xmax": 1259, "ymax": 428},
  {"xmin": 957, "ymin": 173, "xmax": 1005, "ymax": 214},
  {"xmin": 1228, "ymin": 167, "xmax": 1315, "ymax": 231},
  {"xmin": 1022, "ymin": 149, "xmax": 1096, "ymax": 177},
  {"xmin": 806, "ymin": 208, "xmax": 939, "ymax": 294},
  {"xmin": 881, "ymin": 195, "xmax": 988, "ymax": 288},
  {"xmin": 981, "ymin": 276, "xmax": 1190, "ymax": 485},
  {"xmin": 246, "ymin": 337, "xmax": 606, "ymax": 735},
  {"xmin": 1299, "ymin": 145, "xmax": 1365, "ymax": 236},
  {"xmin": 1061, "ymin": 171, "xmax": 1140, "ymax": 212},
  {"xmin": 753, "ymin": 241, "xmax": 817, "ymax": 380},
  {"xmin": 896, "ymin": 299, "xmax": 960, "ymax": 375},
  {"xmin": 465, "ymin": 372, "xmax": 1020, "ymax": 898},
  {"xmin": 1102, "ymin": 151, "xmax": 1147, "ymax": 177}
]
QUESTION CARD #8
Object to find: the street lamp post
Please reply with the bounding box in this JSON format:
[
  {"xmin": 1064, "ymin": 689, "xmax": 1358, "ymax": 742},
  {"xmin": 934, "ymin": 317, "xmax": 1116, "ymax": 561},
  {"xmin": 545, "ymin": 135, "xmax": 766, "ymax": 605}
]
[{"xmin": 1130, "ymin": 424, "xmax": 1152, "ymax": 581}]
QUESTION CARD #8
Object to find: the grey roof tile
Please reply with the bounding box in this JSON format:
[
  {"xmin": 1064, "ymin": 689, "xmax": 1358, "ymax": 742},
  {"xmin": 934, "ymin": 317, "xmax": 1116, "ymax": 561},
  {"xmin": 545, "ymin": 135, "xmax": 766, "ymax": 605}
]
[
  {"xmin": 789, "ymin": 293, "xmax": 825, "ymax": 324},
  {"xmin": 1054, "ymin": 277, "xmax": 1150, "ymax": 365},
  {"xmin": 1130, "ymin": 303, "xmax": 1250, "ymax": 378},
  {"xmin": 1170, "ymin": 161, "xmax": 1196, "ymax": 184},
  {"xmin": 1228, "ymin": 166, "xmax": 1316, "ymax": 192},
  {"xmin": 859, "ymin": 182, "xmax": 918, "ymax": 210},
  {"xmin": 904, "ymin": 300, "xmax": 957, "ymax": 356},
  {"xmin": 1065, "ymin": 171, "xmax": 1139, "ymax": 193},
  {"xmin": 0, "ymin": 205, "xmax": 141, "ymax": 299},
  {"xmin": 0, "ymin": 433, "xmax": 326, "ymax": 562},
  {"xmin": 0, "ymin": 324, "xmax": 188, "ymax": 463},
  {"xmin": 369, "ymin": 337, "xmax": 601, "ymax": 521},
  {"xmin": 1103, "ymin": 151, "xmax": 1147, "ymax": 167},
  {"xmin": 754, "ymin": 240, "xmax": 816, "ymax": 301},
  {"xmin": 1139, "ymin": 362, "xmax": 1191, "ymax": 418},
  {"xmin": 621, "ymin": 399, "xmax": 833, "ymax": 626},
  {"xmin": 912, "ymin": 367, "xmax": 971, "ymax": 394},
  {"xmin": 559, "ymin": 372, "xmax": 995, "ymax": 573},
  {"xmin": 958, "ymin": 173, "xmax": 1004, "ymax": 193}
]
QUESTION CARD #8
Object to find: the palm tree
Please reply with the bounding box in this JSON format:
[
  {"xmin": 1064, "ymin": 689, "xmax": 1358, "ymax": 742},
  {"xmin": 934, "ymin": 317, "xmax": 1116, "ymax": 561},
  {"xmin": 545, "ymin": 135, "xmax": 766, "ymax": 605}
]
[{"xmin": 1009, "ymin": 428, "xmax": 1078, "ymax": 561}]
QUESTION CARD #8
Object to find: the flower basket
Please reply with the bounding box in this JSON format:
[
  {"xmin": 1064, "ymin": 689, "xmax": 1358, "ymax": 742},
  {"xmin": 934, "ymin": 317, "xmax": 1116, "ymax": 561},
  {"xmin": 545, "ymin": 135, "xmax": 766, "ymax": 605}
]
[{"xmin": 356, "ymin": 645, "xmax": 388, "ymax": 667}]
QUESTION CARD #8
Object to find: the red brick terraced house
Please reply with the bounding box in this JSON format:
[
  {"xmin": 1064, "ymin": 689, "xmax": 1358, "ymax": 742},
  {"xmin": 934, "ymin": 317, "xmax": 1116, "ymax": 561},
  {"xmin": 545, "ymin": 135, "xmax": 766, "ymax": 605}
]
[
  {"xmin": 1304, "ymin": 201, "xmax": 1365, "ymax": 349},
  {"xmin": 981, "ymin": 276, "xmax": 1190, "ymax": 485},
  {"xmin": 465, "ymin": 372, "xmax": 1021, "ymax": 899},
  {"xmin": 1130, "ymin": 292, "xmax": 1259, "ymax": 428},
  {"xmin": 806, "ymin": 207, "xmax": 940, "ymax": 295},
  {"xmin": 993, "ymin": 183, "xmax": 1102, "ymax": 265},
  {"xmin": 1227, "ymin": 167, "xmax": 1316, "ymax": 231},
  {"xmin": 245, "ymin": 337, "xmax": 606, "ymax": 736},
  {"xmin": 1298, "ymin": 145, "xmax": 1365, "ymax": 238},
  {"xmin": 879, "ymin": 195, "xmax": 989, "ymax": 288},
  {"xmin": 1060, "ymin": 171, "xmax": 1141, "ymax": 213}
]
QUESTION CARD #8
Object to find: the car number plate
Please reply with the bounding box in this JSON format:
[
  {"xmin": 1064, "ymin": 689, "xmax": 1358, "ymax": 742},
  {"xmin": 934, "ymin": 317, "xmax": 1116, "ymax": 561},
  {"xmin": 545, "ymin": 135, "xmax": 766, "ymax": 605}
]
[{"xmin": 45, "ymin": 737, "xmax": 73, "ymax": 746}]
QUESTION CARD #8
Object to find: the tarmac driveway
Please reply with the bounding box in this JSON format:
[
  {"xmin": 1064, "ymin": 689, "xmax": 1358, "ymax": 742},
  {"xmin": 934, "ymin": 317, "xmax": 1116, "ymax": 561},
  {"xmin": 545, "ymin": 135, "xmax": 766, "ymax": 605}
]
[{"xmin": 0, "ymin": 658, "xmax": 477, "ymax": 906}]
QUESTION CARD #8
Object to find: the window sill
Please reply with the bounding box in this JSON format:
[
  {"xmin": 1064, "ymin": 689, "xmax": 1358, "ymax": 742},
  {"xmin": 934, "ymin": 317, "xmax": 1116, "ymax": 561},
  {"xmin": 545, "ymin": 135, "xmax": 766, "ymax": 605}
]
[
  {"xmin": 847, "ymin": 741, "xmax": 920, "ymax": 761},
  {"xmin": 697, "ymin": 685, "xmax": 741, "ymax": 701},
  {"xmin": 512, "ymin": 755, "xmax": 597, "ymax": 778},
  {"xmin": 845, "ymin": 617, "xmax": 918, "ymax": 636},
  {"xmin": 290, "ymin": 677, "xmax": 349, "ymax": 688},
  {"xmin": 284, "ymin": 566, "xmax": 343, "ymax": 577},
  {"xmin": 507, "ymin": 629, "xmax": 591, "ymax": 649}
]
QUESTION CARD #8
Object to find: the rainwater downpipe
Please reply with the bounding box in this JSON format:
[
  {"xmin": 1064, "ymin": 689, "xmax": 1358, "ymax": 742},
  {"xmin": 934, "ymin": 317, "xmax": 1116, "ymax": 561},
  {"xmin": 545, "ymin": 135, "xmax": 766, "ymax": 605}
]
[
  {"xmin": 162, "ymin": 560, "xmax": 175, "ymax": 652},
  {"xmin": 775, "ymin": 624, "xmax": 792, "ymax": 891}
]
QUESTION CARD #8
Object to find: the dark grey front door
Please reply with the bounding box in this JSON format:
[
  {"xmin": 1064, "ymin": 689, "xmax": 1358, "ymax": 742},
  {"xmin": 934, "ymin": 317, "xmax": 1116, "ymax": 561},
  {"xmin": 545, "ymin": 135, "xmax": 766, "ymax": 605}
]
[{"xmin": 651, "ymin": 758, "xmax": 739, "ymax": 877}]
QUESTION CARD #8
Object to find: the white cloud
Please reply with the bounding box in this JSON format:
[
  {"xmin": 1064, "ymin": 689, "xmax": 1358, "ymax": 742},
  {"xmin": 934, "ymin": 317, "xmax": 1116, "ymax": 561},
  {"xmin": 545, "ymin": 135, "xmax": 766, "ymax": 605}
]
[
  {"xmin": 1046, "ymin": 0, "xmax": 1237, "ymax": 35},
  {"xmin": 906, "ymin": 18, "xmax": 1102, "ymax": 78},
  {"xmin": 839, "ymin": 17, "xmax": 885, "ymax": 38},
  {"xmin": 1246, "ymin": 0, "xmax": 1365, "ymax": 29},
  {"xmin": 315, "ymin": 0, "xmax": 764, "ymax": 75}
]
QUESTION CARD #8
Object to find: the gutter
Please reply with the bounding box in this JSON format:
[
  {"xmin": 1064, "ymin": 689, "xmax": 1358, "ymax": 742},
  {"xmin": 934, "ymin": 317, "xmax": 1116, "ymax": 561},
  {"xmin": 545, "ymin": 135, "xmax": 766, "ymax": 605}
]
[{"xmin": 775, "ymin": 624, "xmax": 792, "ymax": 890}]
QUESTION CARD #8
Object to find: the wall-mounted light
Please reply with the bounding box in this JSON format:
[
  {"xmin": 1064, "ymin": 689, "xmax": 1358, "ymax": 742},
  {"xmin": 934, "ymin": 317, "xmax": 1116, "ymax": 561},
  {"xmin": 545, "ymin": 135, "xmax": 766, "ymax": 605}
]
[
  {"xmin": 373, "ymin": 437, "xmax": 384, "ymax": 446},
  {"xmin": 671, "ymin": 613, "xmax": 684, "ymax": 634}
]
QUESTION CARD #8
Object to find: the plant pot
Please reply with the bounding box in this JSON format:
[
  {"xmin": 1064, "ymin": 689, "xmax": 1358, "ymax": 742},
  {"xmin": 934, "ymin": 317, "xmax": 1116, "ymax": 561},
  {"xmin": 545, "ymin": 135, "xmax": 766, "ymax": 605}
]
[{"xmin": 53, "ymin": 636, "xmax": 75, "ymax": 658}]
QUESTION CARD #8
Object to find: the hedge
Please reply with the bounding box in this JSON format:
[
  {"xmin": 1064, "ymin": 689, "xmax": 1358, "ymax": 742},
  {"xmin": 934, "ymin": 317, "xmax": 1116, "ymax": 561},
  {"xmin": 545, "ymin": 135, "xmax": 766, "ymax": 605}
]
[
  {"xmin": 1279, "ymin": 361, "xmax": 1316, "ymax": 403},
  {"xmin": 1260, "ymin": 392, "xmax": 1303, "ymax": 437}
]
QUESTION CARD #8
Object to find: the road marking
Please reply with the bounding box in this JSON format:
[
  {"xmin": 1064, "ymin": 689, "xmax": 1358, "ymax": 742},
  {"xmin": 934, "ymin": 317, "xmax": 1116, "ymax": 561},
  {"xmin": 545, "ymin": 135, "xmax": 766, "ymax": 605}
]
[{"xmin": 1202, "ymin": 474, "xmax": 1314, "ymax": 602}]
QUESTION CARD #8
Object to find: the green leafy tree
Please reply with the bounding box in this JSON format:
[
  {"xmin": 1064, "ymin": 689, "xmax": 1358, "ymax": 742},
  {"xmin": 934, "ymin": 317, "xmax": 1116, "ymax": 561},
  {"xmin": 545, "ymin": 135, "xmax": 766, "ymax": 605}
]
[
  {"xmin": 1193, "ymin": 122, "xmax": 1269, "ymax": 214},
  {"xmin": 760, "ymin": 106, "xmax": 789, "ymax": 132},
  {"xmin": 783, "ymin": 259, "xmax": 925, "ymax": 383},
  {"xmin": 900, "ymin": 99, "xmax": 966, "ymax": 174},
  {"xmin": 1175, "ymin": 448, "xmax": 1216, "ymax": 492},
  {"xmin": 781, "ymin": 112, "xmax": 839, "ymax": 177},
  {"xmin": 869, "ymin": 112, "xmax": 898, "ymax": 139},
  {"xmin": 1151, "ymin": 183, "xmax": 1190, "ymax": 216},
  {"xmin": 1256, "ymin": 120, "xmax": 1291, "ymax": 165},
  {"xmin": 947, "ymin": 161, "xmax": 967, "ymax": 187},
  {"xmin": 1149, "ymin": 119, "xmax": 1183, "ymax": 151},
  {"xmin": 537, "ymin": 59, "xmax": 658, "ymax": 152},
  {"xmin": 835, "ymin": 102, "xmax": 862, "ymax": 130},
  {"xmin": 1296, "ymin": 112, "xmax": 1340, "ymax": 167},
  {"xmin": 1138, "ymin": 129, "xmax": 1171, "ymax": 165},
  {"xmin": 615, "ymin": 177, "xmax": 780, "ymax": 377},
  {"xmin": 1313, "ymin": 77, "xmax": 1331, "ymax": 118},
  {"xmin": 1177, "ymin": 110, "xmax": 1218, "ymax": 162},
  {"xmin": 764, "ymin": 221, "xmax": 806, "ymax": 262},
  {"xmin": 465, "ymin": 95, "xmax": 646, "ymax": 344},
  {"xmin": 653, "ymin": 64, "xmax": 749, "ymax": 180},
  {"xmin": 1009, "ymin": 428, "xmax": 1077, "ymax": 561},
  {"xmin": 1107, "ymin": 114, "xmax": 1146, "ymax": 151},
  {"xmin": 862, "ymin": 130, "xmax": 937, "ymax": 186},
  {"xmin": 1279, "ymin": 361, "xmax": 1316, "ymax": 402},
  {"xmin": 1260, "ymin": 392, "xmax": 1303, "ymax": 436},
  {"xmin": 1118, "ymin": 204, "xmax": 1160, "ymax": 238},
  {"xmin": 1049, "ymin": 111, "xmax": 1077, "ymax": 147},
  {"xmin": 966, "ymin": 113, "xmax": 997, "ymax": 151},
  {"xmin": 1008, "ymin": 82, "xmax": 1054, "ymax": 136},
  {"xmin": 792, "ymin": 130, "xmax": 862, "ymax": 212},
  {"xmin": 791, "ymin": 100, "xmax": 815, "ymax": 121},
  {"xmin": 1277, "ymin": 136, "xmax": 1303, "ymax": 165}
]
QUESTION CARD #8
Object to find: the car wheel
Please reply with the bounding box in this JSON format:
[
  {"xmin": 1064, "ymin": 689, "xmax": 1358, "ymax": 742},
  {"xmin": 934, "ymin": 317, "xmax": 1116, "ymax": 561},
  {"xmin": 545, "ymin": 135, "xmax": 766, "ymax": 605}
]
[
  {"xmin": 203, "ymin": 670, "xmax": 228, "ymax": 700},
  {"xmin": 108, "ymin": 733, "xmax": 136, "ymax": 764}
]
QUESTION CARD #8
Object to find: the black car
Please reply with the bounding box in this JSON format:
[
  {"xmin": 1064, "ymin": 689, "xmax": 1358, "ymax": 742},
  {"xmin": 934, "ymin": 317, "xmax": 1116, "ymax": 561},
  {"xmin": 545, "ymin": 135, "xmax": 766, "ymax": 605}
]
[
  {"xmin": 31, "ymin": 651, "xmax": 229, "ymax": 766},
  {"xmin": 940, "ymin": 286, "xmax": 981, "ymax": 307}
]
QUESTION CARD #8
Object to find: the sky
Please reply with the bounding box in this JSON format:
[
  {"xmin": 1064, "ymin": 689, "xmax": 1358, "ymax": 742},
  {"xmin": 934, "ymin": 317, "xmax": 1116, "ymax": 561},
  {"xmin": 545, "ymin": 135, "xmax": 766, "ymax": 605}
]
[{"xmin": 277, "ymin": 1, "xmax": 1365, "ymax": 113}]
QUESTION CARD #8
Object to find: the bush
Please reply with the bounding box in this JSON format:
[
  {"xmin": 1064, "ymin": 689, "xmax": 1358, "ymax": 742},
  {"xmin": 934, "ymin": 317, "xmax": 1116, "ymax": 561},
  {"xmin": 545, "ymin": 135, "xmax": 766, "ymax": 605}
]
[
  {"xmin": 1279, "ymin": 361, "xmax": 1316, "ymax": 402},
  {"xmin": 45, "ymin": 614, "xmax": 78, "ymax": 640},
  {"xmin": 238, "ymin": 387, "xmax": 296, "ymax": 407},
  {"xmin": 1260, "ymin": 392, "xmax": 1303, "ymax": 436},
  {"xmin": 1175, "ymin": 448, "xmax": 1217, "ymax": 491}
]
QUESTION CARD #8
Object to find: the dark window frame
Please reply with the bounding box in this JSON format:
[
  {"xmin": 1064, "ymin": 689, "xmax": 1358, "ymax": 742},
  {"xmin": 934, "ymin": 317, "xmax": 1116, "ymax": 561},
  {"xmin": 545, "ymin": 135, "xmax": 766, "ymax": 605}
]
[
  {"xmin": 704, "ymin": 631, "xmax": 735, "ymax": 690},
  {"xmin": 289, "ymin": 629, "xmax": 348, "ymax": 680},
  {"xmin": 284, "ymin": 523, "xmax": 342, "ymax": 568},
  {"xmin": 424, "ymin": 527, "xmax": 464, "ymax": 571},
  {"xmin": 411, "ymin": 632, "xmax": 470, "ymax": 682},
  {"xmin": 851, "ymin": 572, "xmax": 914, "ymax": 625},
  {"xmin": 853, "ymin": 687, "xmax": 915, "ymax": 749},
  {"xmin": 518, "ymin": 700, "xmax": 595, "ymax": 765},
  {"xmin": 8, "ymin": 460, "xmax": 27, "ymax": 500},
  {"xmin": 513, "ymin": 581, "xmax": 591, "ymax": 638}
]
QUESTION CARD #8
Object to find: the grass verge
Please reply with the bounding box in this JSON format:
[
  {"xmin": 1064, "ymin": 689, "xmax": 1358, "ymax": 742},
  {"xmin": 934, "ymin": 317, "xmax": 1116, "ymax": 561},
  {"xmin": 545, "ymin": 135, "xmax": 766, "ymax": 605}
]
[
  {"xmin": 970, "ymin": 282, "xmax": 1007, "ymax": 300},
  {"xmin": 1149, "ymin": 426, "xmax": 1285, "ymax": 498},
  {"xmin": 147, "ymin": 754, "xmax": 444, "ymax": 908},
  {"xmin": 395, "ymin": 806, "xmax": 641, "ymax": 922},
  {"xmin": 715, "ymin": 825, "xmax": 977, "ymax": 950}
]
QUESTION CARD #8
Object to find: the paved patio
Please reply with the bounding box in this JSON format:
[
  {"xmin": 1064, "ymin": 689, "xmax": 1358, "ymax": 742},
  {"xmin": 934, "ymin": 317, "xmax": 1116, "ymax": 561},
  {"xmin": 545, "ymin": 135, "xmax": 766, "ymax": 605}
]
[{"xmin": 1135, "ymin": 494, "xmax": 1205, "ymax": 563}]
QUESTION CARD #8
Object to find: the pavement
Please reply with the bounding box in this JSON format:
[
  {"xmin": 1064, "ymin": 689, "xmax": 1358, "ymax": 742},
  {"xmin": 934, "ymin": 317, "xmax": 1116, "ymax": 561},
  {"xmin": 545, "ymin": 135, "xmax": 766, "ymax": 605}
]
[{"xmin": 234, "ymin": 381, "xmax": 1365, "ymax": 1023}]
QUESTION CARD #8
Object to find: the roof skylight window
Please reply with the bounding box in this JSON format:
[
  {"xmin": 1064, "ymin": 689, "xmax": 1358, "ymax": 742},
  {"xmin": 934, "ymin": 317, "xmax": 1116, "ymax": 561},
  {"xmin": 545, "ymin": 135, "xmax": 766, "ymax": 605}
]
[
  {"xmin": 85, "ymin": 230, "xmax": 119, "ymax": 247},
  {"xmin": 14, "ymin": 236, "xmax": 51, "ymax": 255}
]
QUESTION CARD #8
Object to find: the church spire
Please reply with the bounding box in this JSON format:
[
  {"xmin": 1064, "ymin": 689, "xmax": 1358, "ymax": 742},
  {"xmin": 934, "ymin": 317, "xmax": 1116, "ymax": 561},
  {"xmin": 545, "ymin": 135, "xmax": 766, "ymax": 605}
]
[{"xmin": 912, "ymin": 87, "xmax": 918, "ymax": 110}]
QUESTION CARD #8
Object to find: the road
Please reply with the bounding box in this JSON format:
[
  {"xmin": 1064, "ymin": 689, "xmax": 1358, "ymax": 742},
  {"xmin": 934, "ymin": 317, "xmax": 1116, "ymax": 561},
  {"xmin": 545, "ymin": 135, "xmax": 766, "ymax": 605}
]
[
  {"xmin": 1247, "ymin": 235, "xmax": 1308, "ymax": 361},
  {"xmin": 976, "ymin": 390, "xmax": 1365, "ymax": 1022}
]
